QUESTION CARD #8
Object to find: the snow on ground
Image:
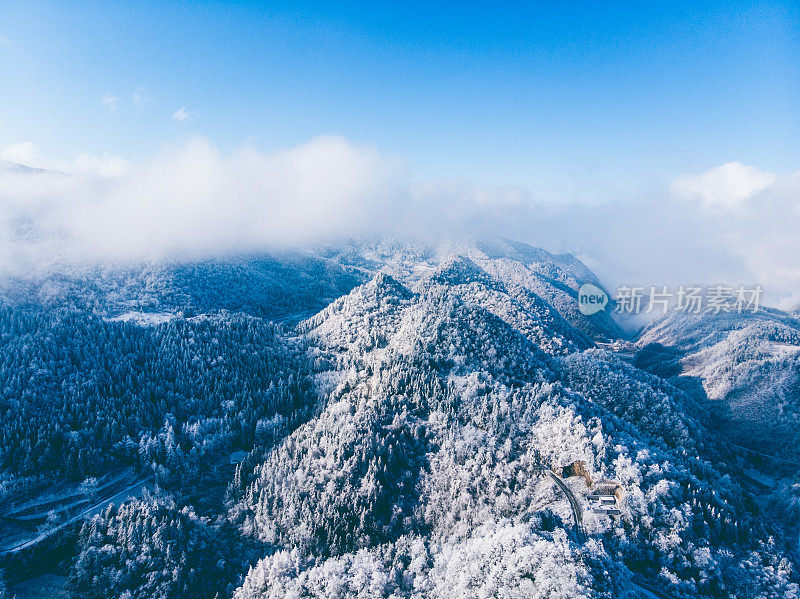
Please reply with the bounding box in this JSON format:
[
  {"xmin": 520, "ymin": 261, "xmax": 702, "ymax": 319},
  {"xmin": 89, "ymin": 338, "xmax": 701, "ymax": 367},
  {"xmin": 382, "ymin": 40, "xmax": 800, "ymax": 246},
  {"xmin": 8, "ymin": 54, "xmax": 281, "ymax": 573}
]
[{"xmin": 105, "ymin": 311, "xmax": 176, "ymax": 326}]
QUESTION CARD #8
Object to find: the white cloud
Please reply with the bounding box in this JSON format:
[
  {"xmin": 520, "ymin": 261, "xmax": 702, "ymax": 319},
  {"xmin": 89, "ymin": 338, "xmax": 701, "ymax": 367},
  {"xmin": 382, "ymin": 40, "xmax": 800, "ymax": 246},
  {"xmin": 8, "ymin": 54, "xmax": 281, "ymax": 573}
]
[
  {"xmin": 671, "ymin": 162, "xmax": 776, "ymax": 209},
  {"xmin": 172, "ymin": 107, "xmax": 191, "ymax": 122},
  {"xmin": 1, "ymin": 141, "xmax": 127, "ymax": 175},
  {"xmin": 101, "ymin": 94, "xmax": 119, "ymax": 111},
  {"xmin": 1, "ymin": 142, "xmax": 37, "ymax": 164},
  {"xmin": 0, "ymin": 136, "xmax": 402, "ymax": 266},
  {"xmin": 70, "ymin": 152, "xmax": 130, "ymax": 177},
  {"xmin": 1, "ymin": 137, "xmax": 799, "ymax": 309}
]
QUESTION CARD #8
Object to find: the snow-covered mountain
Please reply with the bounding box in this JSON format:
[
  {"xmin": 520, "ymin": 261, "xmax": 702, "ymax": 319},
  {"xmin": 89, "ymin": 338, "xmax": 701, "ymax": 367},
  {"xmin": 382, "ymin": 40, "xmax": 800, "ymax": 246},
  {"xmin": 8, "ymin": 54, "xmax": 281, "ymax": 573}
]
[
  {"xmin": 639, "ymin": 308, "xmax": 800, "ymax": 457},
  {"xmin": 1, "ymin": 239, "xmax": 798, "ymax": 599},
  {"xmin": 226, "ymin": 255, "xmax": 795, "ymax": 598},
  {"xmin": 0, "ymin": 160, "xmax": 59, "ymax": 175}
]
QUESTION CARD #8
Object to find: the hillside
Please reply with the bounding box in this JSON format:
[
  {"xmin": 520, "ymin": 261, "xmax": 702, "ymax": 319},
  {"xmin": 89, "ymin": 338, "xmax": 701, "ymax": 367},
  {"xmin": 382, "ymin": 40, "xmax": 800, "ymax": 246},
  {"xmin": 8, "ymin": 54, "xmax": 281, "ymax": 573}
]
[
  {"xmin": 639, "ymin": 309, "xmax": 800, "ymax": 457},
  {"xmin": 1, "ymin": 240, "xmax": 797, "ymax": 599}
]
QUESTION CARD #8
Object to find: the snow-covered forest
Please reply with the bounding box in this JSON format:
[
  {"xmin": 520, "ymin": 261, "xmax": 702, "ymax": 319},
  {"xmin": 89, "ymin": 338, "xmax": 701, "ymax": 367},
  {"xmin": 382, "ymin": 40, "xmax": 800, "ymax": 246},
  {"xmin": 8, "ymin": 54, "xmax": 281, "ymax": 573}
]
[{"xmin": 1, "ymin": 239, "xmax": 799, "ymax": 598}]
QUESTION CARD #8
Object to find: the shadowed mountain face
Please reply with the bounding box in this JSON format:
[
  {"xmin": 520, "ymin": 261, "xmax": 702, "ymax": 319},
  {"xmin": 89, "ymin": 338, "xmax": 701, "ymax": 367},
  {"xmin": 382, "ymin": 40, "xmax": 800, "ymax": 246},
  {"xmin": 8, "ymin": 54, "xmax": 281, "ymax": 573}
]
[
  {"xmin": 639, "ymin": 308, "xmax": 800, "ymax": 458},
  {"xmin": 1, "ymin": 239, "xmax": 798, "ymax": 599},
  {"xmin": 0, "ymin": 252, "xmax": 365, "ymax": 323}
]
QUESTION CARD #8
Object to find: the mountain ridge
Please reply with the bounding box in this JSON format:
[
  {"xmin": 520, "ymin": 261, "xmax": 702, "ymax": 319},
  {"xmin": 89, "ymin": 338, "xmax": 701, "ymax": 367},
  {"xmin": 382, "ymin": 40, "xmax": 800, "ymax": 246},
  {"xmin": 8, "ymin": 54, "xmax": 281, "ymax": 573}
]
[{"xmin": 2, "ymin": 238, "xmax": 798, "ymax": 598}]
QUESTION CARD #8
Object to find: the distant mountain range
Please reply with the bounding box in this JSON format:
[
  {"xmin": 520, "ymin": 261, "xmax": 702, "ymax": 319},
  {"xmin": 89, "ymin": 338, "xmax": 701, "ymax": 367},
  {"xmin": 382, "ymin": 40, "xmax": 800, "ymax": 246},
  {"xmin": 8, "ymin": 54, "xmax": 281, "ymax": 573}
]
[{"xmin": 640, "ymin": 307, "xmax": 800, "ymax": 458}]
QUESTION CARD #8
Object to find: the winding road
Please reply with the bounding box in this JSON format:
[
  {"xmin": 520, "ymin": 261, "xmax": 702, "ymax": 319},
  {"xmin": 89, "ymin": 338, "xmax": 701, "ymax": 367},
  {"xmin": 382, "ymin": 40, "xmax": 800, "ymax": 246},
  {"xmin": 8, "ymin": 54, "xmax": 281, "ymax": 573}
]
[
  {"xmin": 548, "ymin": 470, "xmax": 586, "ymax": 543},
  {"xmin": 2, "ymin": 476, "xmax": 153, "ymax": 556}
]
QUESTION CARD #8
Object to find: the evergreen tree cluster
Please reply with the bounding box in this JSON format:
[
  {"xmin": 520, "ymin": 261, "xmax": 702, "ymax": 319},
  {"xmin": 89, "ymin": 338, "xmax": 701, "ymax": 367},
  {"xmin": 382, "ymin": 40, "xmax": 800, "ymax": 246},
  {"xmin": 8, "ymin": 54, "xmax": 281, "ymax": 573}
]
[{"xmin": 0, "ymin": 306, "xmax": 314, "ymax": 479}]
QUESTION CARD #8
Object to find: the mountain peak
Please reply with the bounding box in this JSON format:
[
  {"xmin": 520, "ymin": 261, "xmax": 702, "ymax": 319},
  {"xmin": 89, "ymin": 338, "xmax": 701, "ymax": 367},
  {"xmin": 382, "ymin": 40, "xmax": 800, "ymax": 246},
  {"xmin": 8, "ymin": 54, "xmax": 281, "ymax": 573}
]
[
  {"xmin": 0, "ymin": 160, "xmax": 63, "ymax": 176},
  {"xmin": 296, "ymin": 270, "xmax": 413, "ymax": 344},
  {"xmin": 363, "ymin": 271, "xmax": 415, "ymax": 300},
  {"xmin": 428, "ymin": 254, "xmax": 505, "ymax": 291}
]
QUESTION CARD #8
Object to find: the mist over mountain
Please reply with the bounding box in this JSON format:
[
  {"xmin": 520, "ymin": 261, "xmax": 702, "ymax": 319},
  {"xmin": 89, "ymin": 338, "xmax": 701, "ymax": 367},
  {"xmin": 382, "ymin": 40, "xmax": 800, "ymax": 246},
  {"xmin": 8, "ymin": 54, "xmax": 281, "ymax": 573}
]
[
  {"xmin": 1, "ymin": 239, "xmax": 799, "ymax": 598},
  {"xmin": 2, "ymin": 142, "xmax": 800, "ymax": 308}
]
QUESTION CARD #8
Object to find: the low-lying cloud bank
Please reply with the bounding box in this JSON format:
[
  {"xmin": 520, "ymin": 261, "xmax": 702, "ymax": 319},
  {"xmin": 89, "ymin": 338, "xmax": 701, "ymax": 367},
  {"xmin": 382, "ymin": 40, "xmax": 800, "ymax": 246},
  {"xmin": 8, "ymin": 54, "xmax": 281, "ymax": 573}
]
[{"xmin": 1, "ymin": 136, "xmax": 799, "ymax": 308}]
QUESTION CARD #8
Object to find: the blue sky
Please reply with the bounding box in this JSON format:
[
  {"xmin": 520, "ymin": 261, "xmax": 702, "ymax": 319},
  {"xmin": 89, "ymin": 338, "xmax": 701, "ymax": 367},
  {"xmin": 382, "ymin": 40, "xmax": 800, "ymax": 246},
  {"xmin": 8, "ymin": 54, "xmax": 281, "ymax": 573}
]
[{"xmin": 1, "ymin": 0, "xmax": 798, "ymax": 199}]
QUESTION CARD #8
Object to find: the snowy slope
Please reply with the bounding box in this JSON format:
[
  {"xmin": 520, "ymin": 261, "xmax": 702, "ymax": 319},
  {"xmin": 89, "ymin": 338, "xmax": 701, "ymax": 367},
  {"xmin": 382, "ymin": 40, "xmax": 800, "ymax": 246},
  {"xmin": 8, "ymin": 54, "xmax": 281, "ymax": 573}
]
[
  {"xmin": 317, "ymin": 237, "xmax": 623, "ymax": 341},
  {"xmin": 231, "ymin": 256, "xmax": 798, "ymax": 599},
  {"xmin": 4, "ymin": 239, "xmax": 798, "ymax": 598},
  {"xmin": 639, "ymin": 309, "xmax": 800, "ymax": 456}
]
